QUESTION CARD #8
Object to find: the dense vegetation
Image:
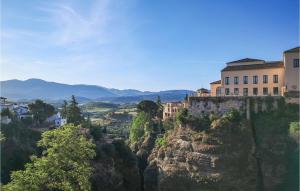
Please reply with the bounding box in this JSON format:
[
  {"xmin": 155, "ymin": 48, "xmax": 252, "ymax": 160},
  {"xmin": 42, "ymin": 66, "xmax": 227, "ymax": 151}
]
[
  {"xmin": 129, "ymin": 99, "xmax": 162, "ymax": 145},
  {"xmin": 2, "ymin": 124, "xmax": 96, "ymax": 191},
  {"xmin": 251, "ymin": 103, "xmax": 299, "ymax": 191},
  {"xmin": 1, "ymin": 122, "xmax": 41, "ymax": 184},
  {"xmin": 29, "ymin": 100, "xmax": 55, "ymax": 124}
]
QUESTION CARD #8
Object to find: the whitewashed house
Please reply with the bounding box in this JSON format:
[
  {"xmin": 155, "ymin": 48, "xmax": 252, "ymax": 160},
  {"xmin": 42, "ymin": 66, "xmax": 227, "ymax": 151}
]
[
  {"xmin": 13, "ymin": 105, "xmax": 32, "ymax": 120},
  {"xmin": 46, "ymin": 112, "xmax": 67, "ymax": 127}
]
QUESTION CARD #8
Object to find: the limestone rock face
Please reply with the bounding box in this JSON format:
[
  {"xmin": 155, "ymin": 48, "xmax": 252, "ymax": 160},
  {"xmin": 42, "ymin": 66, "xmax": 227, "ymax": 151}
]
[
  {"xmin": 144, "ymin": 119, "xmax": 257, "ymax": 191},
  {"xmin": 143, "ymin": 114, "xmax": 295, "ymax": 191}
]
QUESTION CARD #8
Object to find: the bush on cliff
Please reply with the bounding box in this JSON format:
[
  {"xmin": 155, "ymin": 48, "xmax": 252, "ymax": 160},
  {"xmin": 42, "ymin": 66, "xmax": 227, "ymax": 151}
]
[
  {"xmin": 176, "ymin": 108, "xmax": 210, "ymax": 131},
  {"xmin": 155, "ymin": 135, "xmax": 167, "ymax": 147},
  {"xmin": 129, "ymin": 112, "xmax": 152, "ymax": 143}
]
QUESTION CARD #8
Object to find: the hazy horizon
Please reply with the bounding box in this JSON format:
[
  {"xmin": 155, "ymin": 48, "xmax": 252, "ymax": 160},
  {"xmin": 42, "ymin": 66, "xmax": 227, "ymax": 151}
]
[{"xmin": 1, "ymin": 0, "xmax": 299, "ymax": 91}]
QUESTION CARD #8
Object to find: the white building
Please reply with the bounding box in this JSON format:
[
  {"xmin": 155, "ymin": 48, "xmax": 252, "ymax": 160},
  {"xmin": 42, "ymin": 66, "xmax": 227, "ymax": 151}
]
[
  {"xmin": 13, "ymin": 105, "xmax": 32, "ymax": 120},
  {"xmin": 46, "ymin": 112, "xmax": 67, "ymax": 127}
]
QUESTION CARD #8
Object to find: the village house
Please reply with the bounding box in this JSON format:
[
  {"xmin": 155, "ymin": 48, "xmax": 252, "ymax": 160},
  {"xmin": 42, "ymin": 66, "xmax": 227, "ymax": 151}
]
[
  {"xmin": 210, "ymin": 47, "xmax": 299, "ymax": 97},
  {"xmin": 196, "ymin": 88, "xmax": 210, "ymax": 97},
  {"xmin": 46, "ymin": 112, "xmax": 67, "ymax": 127},
  {"xmin": 13, "ymin": 105, "xmax": 32, "ymax": 120},
  {"xmin": 163, "ymin": 102, "xmax": 183, "ymax": 120}
]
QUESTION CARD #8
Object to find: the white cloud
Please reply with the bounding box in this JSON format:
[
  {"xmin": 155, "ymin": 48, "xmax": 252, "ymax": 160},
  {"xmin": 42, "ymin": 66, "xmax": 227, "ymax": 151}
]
[{"xmin": 38, "ymin": 0, "xmax": 131, "ymax": 46}]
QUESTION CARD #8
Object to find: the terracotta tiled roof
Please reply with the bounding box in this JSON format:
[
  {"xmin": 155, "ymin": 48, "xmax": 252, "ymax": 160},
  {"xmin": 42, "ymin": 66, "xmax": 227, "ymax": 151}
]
[
  {"xmin": 284, "ymin": 47, "xmax": 300, "ymax": 53},
  {"xmin": 221, "ymin": 61, "xmax": 284, "ymax": 72},
  {"xmin": 210, "ymin": 80, "xmax": 221, "ymax": 84},
  {"xmin": 227, "ymin": 58, "xmax": 264, "ymax": 64},
  {"xmin": 197, "ymin": 88, "xmax": 209, "ymax": 92}
]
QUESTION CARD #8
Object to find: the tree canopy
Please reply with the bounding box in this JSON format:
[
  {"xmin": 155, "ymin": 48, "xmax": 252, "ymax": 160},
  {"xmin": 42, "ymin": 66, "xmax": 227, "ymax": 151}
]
[
  {"xmin": 137, "ymin": 100, "xmax": 158, "ymax": 118},
  {"xmin": 1, "ymin": 108, "xmax": 13, "ymax": 119},
  {"xmin": 28, "ymin": 100, "xmax": 55, "ymax": 124},
  {"xmin": 2, "ymin": 124, "xmax": 96, "ymax": 191}
]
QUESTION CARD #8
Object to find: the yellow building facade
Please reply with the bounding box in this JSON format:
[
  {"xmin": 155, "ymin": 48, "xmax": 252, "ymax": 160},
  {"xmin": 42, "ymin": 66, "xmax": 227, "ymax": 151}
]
[
  {"xmin": 210, "ymin": 47, "xmax": 299, "ymax": 97},
  {"xmin": 163, "ymin": 102, "xmax": 183, "ymax": 120}
]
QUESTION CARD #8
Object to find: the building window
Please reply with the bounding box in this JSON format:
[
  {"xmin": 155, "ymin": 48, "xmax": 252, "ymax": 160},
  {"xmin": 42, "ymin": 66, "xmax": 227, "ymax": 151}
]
[
  {"xmin": 234, "ymin": 76, "xmax": 239, "ymax": 85},
  {"xmin": 273, "ymin": 75, "xmax": 278, "ymax": 83},
  {"xmin": 293, "ymin": 59, "xmax": 299, "ymax": 68},
  {"xmin": 243, "ymin": 76, "xmax": 248, "ymax": 84},
  {"xmin": 234, "ymin": 88, "xmax": 239, "ymax": 95},
  {"xmin": 216, "ymin": 87, "xmax": 221, "ymax": 96},
  {"xmin": 225, "ymin": 88, "xmax": 230, "ymax": 95},
  {"xmin": 253, "ymin": 75, "xmax": 258, "ymax": 84},
  {"xmin": 263, "ymin": 75, "xmax": 268, "ymax": 84},
  {"xmin": 263, "ymin": 87, "xmax": 268, "ymax": 95},
  {"xmin": 225, "ymin": 77, "xmax": 230, "ymax": 85},
  {"xmin": 253, "ymin": 88, "xmax": 258, "ymax": 96},
  {"xmin": 243, "ymin": 88, "xmax": 248, "ymax": 96},
  {"xmin": 273, "ymin": 87, "xmax": 279, "ymax": 95}
]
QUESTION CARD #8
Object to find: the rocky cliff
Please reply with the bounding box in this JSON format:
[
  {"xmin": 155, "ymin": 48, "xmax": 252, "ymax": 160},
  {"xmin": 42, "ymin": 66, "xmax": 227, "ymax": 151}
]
[{"xmin": 141, "ymin": 105, "xmax": 299, "ymax": 191}]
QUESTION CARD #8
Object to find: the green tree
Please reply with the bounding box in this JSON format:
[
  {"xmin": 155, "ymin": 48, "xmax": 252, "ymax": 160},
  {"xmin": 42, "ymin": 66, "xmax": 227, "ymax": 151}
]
[
  {"xmin": 0, "ymin": 131, "xmax": 5, "ymax": 142},
  {"xmin": 61, "ymin": 100, "xmax": 68, "ymax": 119},
  {"xmin": 1, "ymin": 122, "xmax": 41, "ymax": 184},
  {"xmin": 156, "ymin": 96, "xmax": 163, "ymax": 120},
  {"xmin": 1, "ymin": 108, "xmax": 13, "ymax": 118},
  {"xmin": 2, "ymin": 124, "xmax": 96, "ymax": 191},
  {"xmin": 137, "ymin": 100, "xmax": 158, "ymax": 118},
  {"xmin": 176, "ymin": 108, "xmax": 189, "ymax": 125},
  {"xmin": 129, "ymin": 112, "xmax": 150, "ymax": 143},
  {"xmin": 28, "ymin": 100, "xmax": 55, "ymax": 124},
  {"xmin": 67, "ymin": 95, "xmax": 83, "ymax": 125}
]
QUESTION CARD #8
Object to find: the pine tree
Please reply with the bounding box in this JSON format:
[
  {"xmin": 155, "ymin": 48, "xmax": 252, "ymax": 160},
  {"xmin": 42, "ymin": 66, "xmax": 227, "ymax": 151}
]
[
  {"xmin": 156, "ymin": 96, "xmax": 163, "ymax": 119},
  {"xmin": 67, "ymin": 95, "xmax": 83, "ymax": 125}
]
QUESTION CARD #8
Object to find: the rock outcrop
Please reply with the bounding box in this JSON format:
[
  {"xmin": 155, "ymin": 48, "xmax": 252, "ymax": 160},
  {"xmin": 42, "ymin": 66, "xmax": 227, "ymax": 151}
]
[
  {"xmin": 144, "ymin": 116, "xmax": 258, "ymax": 191},
  {"xmin": 127, "ymin": 104, "xmax": 299, "ymax": 191}
]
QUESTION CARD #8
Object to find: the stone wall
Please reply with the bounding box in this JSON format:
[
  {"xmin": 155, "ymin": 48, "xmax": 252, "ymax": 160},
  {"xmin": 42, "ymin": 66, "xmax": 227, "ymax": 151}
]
[{"xmin": 188, "ymin": 96, "xmax": 283, "ymax": 117}]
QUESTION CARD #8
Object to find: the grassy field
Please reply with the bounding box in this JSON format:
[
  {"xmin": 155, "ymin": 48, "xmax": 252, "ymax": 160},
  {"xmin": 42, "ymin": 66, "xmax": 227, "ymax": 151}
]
[{"xmin": 80, "ymin": 101, "xmax": 137, "ymax": 139}]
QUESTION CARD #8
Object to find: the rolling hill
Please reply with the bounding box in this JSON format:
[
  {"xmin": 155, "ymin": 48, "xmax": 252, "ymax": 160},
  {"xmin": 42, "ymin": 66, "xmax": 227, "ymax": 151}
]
[{"xmin": 0, "ymin": 79, "xmax": 194, "ymax": 103}]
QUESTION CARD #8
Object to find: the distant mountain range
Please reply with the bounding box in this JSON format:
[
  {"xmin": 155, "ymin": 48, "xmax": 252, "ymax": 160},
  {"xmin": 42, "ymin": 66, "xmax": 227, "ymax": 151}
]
[{"xmin": 0, "ymin": 79, "xmax": 194, "ymax": 103}]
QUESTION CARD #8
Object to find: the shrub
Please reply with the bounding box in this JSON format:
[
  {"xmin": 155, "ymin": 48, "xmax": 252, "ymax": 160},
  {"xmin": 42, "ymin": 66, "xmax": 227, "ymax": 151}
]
[
  {"xmin": 163, "ymin": 118, "xmax": 175, "ymax": 131},
  {"xmin": 155, "ymin": 135, "xmax": 167, "ymax": 147},
  {"xmin": 90, "ymin": 125, "xmax": 103, "ymax": 140},
  {"xmin": 289, "ymin": 122, "xmax": 300, "ymax": 135},
  {"xmin": 176, "ymin": 108, "xmax": 189, "ymax": 125},
  {"xmin": 222, "ymin": 109, "xmax": 240, "ymax": 122},
  {"xmin": 129, "ymin": 112, "xmax": 150, "ymax": 143}
]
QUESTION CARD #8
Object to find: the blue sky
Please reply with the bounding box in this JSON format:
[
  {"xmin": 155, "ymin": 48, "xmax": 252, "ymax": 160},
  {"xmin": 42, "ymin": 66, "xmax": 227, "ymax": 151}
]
[{"xmin": 1, "ymin": 0, "xmax": 299, "ymax": 91}]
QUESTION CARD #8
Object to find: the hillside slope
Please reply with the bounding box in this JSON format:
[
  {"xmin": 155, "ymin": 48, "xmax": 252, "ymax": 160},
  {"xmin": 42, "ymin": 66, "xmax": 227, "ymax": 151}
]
[{"xmin": 0, "ymin": 79, "xmax": 194, "ymax": 102}]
